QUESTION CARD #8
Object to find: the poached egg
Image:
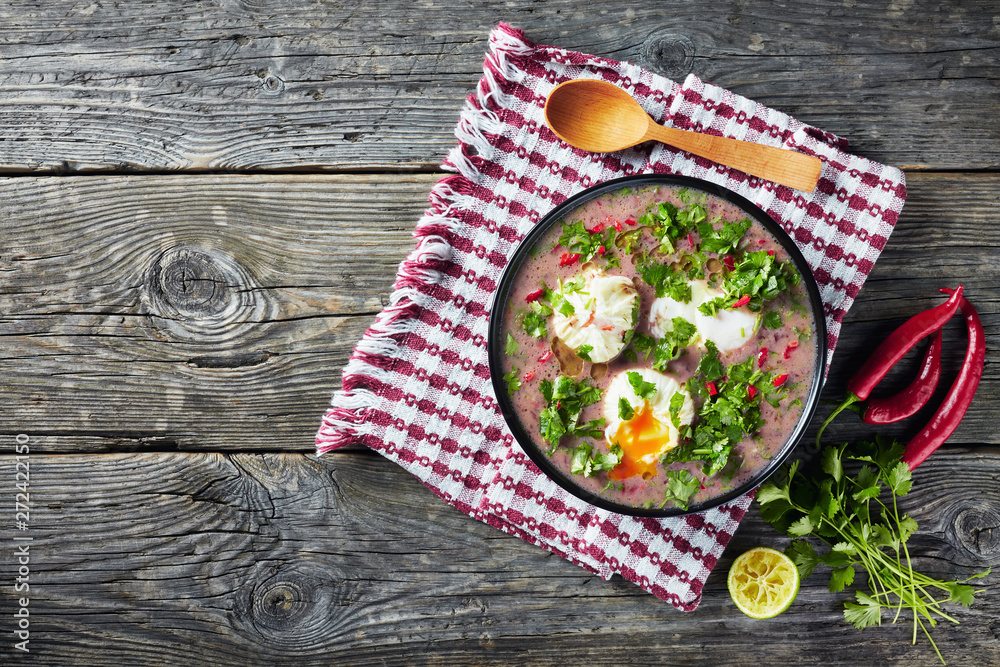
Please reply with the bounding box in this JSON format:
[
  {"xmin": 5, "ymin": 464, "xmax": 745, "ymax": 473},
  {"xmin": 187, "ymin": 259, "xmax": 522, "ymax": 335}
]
[
  {"xmin": 551, "ymin": 265, "xmax": 638, "ymax": 363},
  {"xmin": 648, "ymin": 280, "xmax": 759, "ymax": 353},
  {"xmin": 602, "ymin": 368, "xmax": 695, "ymax": 481}
]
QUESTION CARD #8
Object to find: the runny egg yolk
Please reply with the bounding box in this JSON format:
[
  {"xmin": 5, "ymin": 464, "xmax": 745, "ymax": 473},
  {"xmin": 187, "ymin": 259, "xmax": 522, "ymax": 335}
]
[{"xmin": 608, "ymin": 403, "xmax": 675, "ymax": 481}]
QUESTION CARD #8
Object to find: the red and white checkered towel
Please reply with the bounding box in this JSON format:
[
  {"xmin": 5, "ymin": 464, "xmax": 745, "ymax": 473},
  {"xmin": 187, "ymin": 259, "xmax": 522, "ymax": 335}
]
[{"xmin": 317, "ymin": 23, "xmax": 906, "ymax": 611}]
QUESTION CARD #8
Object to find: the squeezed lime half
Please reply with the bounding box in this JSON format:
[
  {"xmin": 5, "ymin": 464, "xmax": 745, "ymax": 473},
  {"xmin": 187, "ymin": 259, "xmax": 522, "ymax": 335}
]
[{"xmin": 727, "ymin": 547, "xmax": 800, "ymax": 619}]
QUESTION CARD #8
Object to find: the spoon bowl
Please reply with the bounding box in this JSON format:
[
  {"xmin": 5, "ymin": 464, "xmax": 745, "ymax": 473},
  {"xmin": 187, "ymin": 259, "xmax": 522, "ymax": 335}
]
[{"xmin": 544, "ymin": 79, "xmax": 822, "ymax": 192}]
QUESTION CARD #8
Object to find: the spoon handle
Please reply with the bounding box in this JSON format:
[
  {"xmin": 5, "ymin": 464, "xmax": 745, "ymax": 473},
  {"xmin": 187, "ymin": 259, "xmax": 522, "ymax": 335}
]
[{"xmin": 645, "ymin": 123, "xmax": 822, "ymax": 192}]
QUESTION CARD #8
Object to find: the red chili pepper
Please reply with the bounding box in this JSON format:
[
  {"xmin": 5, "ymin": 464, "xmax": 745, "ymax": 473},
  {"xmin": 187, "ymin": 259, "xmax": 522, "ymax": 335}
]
[
  {"xmin": 687, "ymin": 232, "xmax": 696, "ymax": 249},
  {"xmin": 861, "ymin": 330, "xmax": 942, "ymax": 425},
  {"xmin": 772, "ymin": 374, "xmax": 788, "ymax": 387},
  {"xmin": 538, "ymin": 350, "xmax": 553, "ymax": 363},
  {"xmin": 523, "ymin": 371, "xmax": 535, "ymax": 382},
  {"xmin": 783, "ymin": 341, "xmax": 799, "ymax": 359},
  {"xmin": 612, "ymin": 219, "xmax": 624, "ymax": 232},
  {"xmin": 732, "ymin": 295, "xmax": 751, "ymax": 308},
  {"xmin": 559, "ymin": 252, "xmax": 581, "ymax": 267},
  {"xmin": 747, "ymin": 385, "xmax": 758, "ymax": 400},
  {"xmin": 767, "ymin": 249, "xmax": 775, "ymax": 256},
  {"xmin": 525, "ymin": 288, "xmax": 545, "ymax": 303},
  {"xmin": 814, "ymin": 286, "xmax": 964, "ymax": 446},
  {"xmin": 706, "ymin": 381, "xmax": 718, "ymax": 396},
  {"xmin": 625, "ymin": 217, "xmax": 636, "ymax": 226},
  {"xmin": 723, "ymin": 255, "xmax": 736, "ymax": 272},
  {"xmin": 597, "ymin": 245, "xmax": 606, "ymax": 255},
  {"xmin": 757, "ymin": 347, "xmax": 768, "ymax": 368},
  {"xmin": 588, "ymin": 222, "xmax": 605, "ymax": 235},
  {"xmin": 901, "ymin": 290, "xmax": 985, "ymax": 470}
]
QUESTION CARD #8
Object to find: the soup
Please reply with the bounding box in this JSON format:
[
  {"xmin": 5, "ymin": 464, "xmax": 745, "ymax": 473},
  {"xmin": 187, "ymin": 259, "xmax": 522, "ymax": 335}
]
[{"xmin": 498, "ymin": 184, "xmax": 818, "ymax": 511}]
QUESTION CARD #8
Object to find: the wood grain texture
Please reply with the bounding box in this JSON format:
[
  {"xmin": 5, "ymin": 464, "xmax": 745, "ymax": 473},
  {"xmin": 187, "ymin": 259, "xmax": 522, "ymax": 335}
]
[
  {"xmin": 0, "ymin": 0, "xmax": 996, "ymax": 173},
  {"xmin": 1, "ymin": 448, "xmax": 996, "ymax": 665},
  {"xmin": 0, "ymin": 172, "xmax": 997, "ymax": 453},
  {"xmin": 0, "ymin": 174, "xmax": 437, "ymax": 452}
]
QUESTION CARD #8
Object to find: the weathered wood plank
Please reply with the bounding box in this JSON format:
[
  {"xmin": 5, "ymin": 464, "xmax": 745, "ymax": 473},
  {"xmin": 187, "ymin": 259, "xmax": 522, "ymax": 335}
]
[
  {"xmin": 0, "ymin": 0, "xmax": 996, "ymax": 173},
  {"xmin": 0, "ymin": 174, "xmax": 437, "ymax": 452},
  {"xmin": 0, "ymin": 171, "xmax": 997, "ymax": 452},
  {"xmin": 2, "ymin": 448, "xmax": 996, "ymax": 665}
]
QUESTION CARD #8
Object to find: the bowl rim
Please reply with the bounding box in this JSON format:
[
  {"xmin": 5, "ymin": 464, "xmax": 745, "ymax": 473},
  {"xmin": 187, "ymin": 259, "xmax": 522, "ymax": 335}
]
[{"xmin": 488, "ymin": 173, "xmax": 827, "ymax": 517}]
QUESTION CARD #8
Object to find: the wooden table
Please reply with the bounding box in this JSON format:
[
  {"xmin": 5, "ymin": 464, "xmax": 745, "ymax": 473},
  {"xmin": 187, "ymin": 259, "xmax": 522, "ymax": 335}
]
[{"xmin": 2, "ymin": 2, "xmax": 998, "ymax": 664}]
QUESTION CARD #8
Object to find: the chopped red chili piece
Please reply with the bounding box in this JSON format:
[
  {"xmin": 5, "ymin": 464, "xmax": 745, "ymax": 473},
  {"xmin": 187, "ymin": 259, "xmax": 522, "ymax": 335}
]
[
  {"xmin": 783, "ymin": 341, "xmax": 799, "ymax": 359},
  {"xmin": 747, "ymin": 385, "xmax": 758, "ymax": 400},
  {"xmin": 625, "ymin": 217, "xmax": 636, "ymax": 226},
  {"xmin": 773, "ymin": 374, "xmax": 788, "ymax": 387},
  {"xmin": 757, "ymin": 239, "xmax": 766, "ymax": 245},
  {"xmin": 523, "ymin": 371, "xmax": 535, "ymax": 382},
  {"xmin": 538, "ymin": 350, "xmax": 553, "ymax": 363},
  {"xmin": 588, "ymin": 222, "xmax": 605, "ymax": 235},
  {"xmin": 732, "ymin": 295, "xmax": 751, "ymax": 308},
  {"xmin": 525, "ymin": 288, "xmax": 544, "ymax": 303},
  {"xmin": 559, "ymin": 252, "xmax": 581, "ymax": 266},
  {"xmin": 597, "ymin": 245, "xmax": 606, "ymax": 255},
  {"xmin": 757, "ymin": 347, "xmax": 768, "ymax": 368},
  {"xmin": 767, "ymin": 249, "xmax": 775, "ymax": 256},
  {"xmin": 687, "ymin": 232, "xmax": 696, "ymax": 249},
  {"xmin": 706, "ymin": 381, "xmax": 718, "ymax": 396},
  {"xmin": 612, "ymin": 219, "xmax": 623, "ymax": 232},
  {"xmin": 723, "ymin": 255, "xmax": 736, "ymax": 272}
]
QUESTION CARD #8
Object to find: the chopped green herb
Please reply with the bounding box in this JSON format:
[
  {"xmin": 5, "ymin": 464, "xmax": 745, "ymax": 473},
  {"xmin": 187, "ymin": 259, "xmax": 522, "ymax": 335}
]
[
  {"xmin": 503, "ymin": 369, "xmax": 522, "ymax": 394},
  {"xmin": 505, "ymin": 332, "xmax": 519, "ymax": 355},
  {"xmin": 523, "ymin": 310, "xmax": 548, "ymax": 338},
  {"xmin": 662, "ymin": 469, "xmax": 699, "ymax": 510},
  {"xmin": 638, "ymin": 261, "xmax": 692, "ymax": 301},
  {"xmin": 570, "ymin": 442, "xmax": 624, "ymax": 477},
  {"xmin": 763, "ymin": 310, "xmax": 783, "ymax": 329},
  {"xmin": 618, "ymin": 397, "xmax": 635, "ymax": 421},
  {"xmin": 627, "ymin": 371, "xmax": 658, "ymax": 400},
  {"xmin": 538, "ymin": 375, "xmax": 605, "ymax": 447},
  {"xmin": 576, "ymin": 344, "xmax": 593, "ymax": 361},
  {"xmin": 558, "ymin": 220, "xmax": 616, "ymax": 264},
  {"xmin": 631, "ymin": 317, "xmax": 697, "ymax": 371}
]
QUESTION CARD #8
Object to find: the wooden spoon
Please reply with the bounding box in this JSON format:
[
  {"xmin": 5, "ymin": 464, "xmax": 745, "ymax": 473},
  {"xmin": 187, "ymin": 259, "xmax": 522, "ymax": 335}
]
[{"xmin": 544, "ymin": 79, "xmax": 822, "ymax": 192}]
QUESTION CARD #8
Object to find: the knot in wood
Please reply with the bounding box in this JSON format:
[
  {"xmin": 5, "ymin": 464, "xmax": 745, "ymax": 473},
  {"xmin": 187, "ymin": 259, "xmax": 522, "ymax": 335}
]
[
  {"xmin": 641, "ymin": 30, "xmax": 696, "ymax": 80},
  {"xmin": 242, "ymin": 567, "xmax": 350, "ymax": 647},
  {"xmin": 146, "ymin": 246, "xmax": 266, "ymax": 341},
  {"xmin": 950, "ymin": 503, "xmax": 1000, "ymax": 562}
]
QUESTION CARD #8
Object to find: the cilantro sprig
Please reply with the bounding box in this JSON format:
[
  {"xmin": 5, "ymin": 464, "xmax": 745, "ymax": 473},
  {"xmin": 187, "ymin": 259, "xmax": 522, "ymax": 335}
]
[{"xmin": 758, "ymin": 436, "xmax": 989, "ymax": 664}]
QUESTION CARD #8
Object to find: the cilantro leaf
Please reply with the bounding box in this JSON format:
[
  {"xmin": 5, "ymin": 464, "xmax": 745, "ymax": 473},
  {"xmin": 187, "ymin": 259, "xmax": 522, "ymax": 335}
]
[
  {"xmin": 502, "ymin": 369, "xmax": 522, "ymax": 394},
  {"xmin": 829, "ymin": 565, "xmax": 856, "ymax": 593},
  {"xmin": 618, "ymin": 397, "xmax": 634, "ymax": 421},
  {"xmin": 786, "ymin": 539, "xmax": 821, "ymax": 580},
  {"xmin": 844, "ymin": 592, "xmax": 882, "ymax": 629},
  {"xmin": 662, "ymin": 469, "xmax": 699, "ymax": 510},
  {"xmin": 571, "ymin": 442, "xmax": 623, "ymax": 477},
  {"xmin": 627, "ymin": 371, "xmax": 658, "ymax": 399},
  {"xmin": 537, "ymin": 375, "xmax": 605, "ymax": 447},
  {"xmin": 523, "ymin": 310, "xmax": 547, "ymax": 338},
  {"xmin": 505, "ymin": 333, "xmax": 519, "ymax": 355},
  {"xmin": 637, "ymin": 261, "xmax": 692, "ymax": 300},
  {"xmin": 576, "ymin": 344, "xmax": 593, "ymax": 362}
]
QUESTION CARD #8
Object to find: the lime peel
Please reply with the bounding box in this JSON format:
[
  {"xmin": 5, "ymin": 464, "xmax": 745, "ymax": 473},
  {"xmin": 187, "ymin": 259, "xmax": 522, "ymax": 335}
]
[{"xmin": 728, "ymin": 546, "xmax": 800, "ymax": 619}]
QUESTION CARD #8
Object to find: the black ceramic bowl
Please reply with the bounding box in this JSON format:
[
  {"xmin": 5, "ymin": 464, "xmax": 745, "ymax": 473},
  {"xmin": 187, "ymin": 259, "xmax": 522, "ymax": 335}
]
[{"xmin": 488, "ymin": 174, "xmax": 826, "ymax": 517}]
